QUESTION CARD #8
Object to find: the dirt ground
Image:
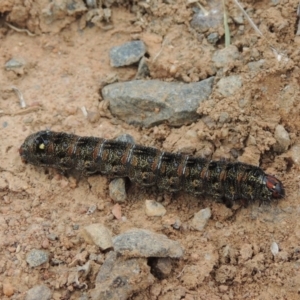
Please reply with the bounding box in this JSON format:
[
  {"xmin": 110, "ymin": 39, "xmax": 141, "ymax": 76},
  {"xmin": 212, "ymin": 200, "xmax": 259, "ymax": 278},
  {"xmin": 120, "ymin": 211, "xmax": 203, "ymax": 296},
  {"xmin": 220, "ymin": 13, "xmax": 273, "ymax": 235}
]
[{"xmin": 1, "ymin": 0, "xmax": 300, "ymax": 299}]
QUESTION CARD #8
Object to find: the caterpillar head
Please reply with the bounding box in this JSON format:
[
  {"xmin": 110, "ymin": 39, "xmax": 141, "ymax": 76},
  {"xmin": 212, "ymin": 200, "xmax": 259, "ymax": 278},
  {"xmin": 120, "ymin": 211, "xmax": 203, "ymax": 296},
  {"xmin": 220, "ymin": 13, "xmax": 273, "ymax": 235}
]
[{"xmin": 19, "ymin": 131, "xmax": 53, "ymax": 167}]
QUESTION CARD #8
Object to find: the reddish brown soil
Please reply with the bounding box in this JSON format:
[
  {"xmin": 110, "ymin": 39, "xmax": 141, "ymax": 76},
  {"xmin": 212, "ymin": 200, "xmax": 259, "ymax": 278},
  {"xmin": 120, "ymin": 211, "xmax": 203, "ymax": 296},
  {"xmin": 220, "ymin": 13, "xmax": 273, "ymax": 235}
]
[{"xmin": 1, "ymin": 0, "xmax": 300, "ymax": 299}]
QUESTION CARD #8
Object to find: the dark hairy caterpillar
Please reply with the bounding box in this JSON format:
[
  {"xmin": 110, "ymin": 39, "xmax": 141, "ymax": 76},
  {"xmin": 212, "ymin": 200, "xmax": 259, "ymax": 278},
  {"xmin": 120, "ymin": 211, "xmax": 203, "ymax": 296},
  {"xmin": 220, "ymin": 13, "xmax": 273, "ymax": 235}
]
[{"xmin": 19, "ymin": 130, "xmax": 285, "ymax": 206}]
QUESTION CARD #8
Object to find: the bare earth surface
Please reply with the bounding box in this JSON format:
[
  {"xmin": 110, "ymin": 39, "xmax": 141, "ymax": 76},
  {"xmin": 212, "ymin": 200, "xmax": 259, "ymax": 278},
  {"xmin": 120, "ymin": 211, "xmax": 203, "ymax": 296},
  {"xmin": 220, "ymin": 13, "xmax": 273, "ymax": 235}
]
[{"xmin": 1, "ymin": 0, "xmax": 300, "ymax": 299}]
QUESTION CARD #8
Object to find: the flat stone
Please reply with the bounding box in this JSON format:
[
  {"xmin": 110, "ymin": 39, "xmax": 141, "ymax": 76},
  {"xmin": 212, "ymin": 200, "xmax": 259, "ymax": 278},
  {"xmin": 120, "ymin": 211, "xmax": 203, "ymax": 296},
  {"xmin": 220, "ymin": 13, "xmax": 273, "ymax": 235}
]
[
  {"xmin": 26, "ymin": 249, "xmax": 49, "ymax": 267},
  {"xmin": 109, "ymin": 178, "xmax": 127, "ymax": 203},
  {"xmin": 110, "ymin": 40, "xmax": 146, "ymax": 67},
  {"xmin": 113, "ymin": 228, "xmax": 184, "ymax": 258},
  {"xmin": 25, "ymin": 285, "xmax": 52, "ymax": 300},
  {"xmin": 90, "ymin": 252, "xmax": 154, "ymax": 300},
  {"xmin": 145, "ymin": 200, "xmax": 166, "ymax": 217},
  {"xmin": 190, "ymin": 208, "xmax": 211, "ymax": 231},
  {"xmin": 216, "ymin": 75, "xmax": 243, "ymax": 97},
  {"xmin": 82, "ymin": 223, "xmax": 113, "ymax": 251},
  {"xmin": 5, "ymin": 58, "xmax": 25, "ymax": 69},
  {"xmin": 102, "ymin": 77, "xmax": 214, "ymax": 127}
]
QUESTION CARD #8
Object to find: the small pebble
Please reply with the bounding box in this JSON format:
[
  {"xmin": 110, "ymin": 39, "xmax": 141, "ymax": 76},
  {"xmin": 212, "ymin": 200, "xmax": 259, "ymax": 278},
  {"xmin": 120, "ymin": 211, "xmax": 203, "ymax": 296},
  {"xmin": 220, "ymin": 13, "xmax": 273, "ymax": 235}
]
[
  {"xmin": 3, "ymin": 282, "xmax": 14, "ymax": 296},
  {"xmin": 216, "ymin": 75, "xmax": 243, "ymax": 97},
  {"xmin": 5, "ymin": 58, "xmax": 25, "ymax": 69},
  {"xmin": 190, "ymin": 207, "xmax": 211, "ymax": 231},
  {"xmin": 109, "ymin": 178, "xmax": 127, "ymax": 203},
  {"xmin": 212, "ymin": 45, "xmax": 241, "ymax": 69},
  {"xmin": 271, "ymin": 242, "xmax": 279, "ymax": 256},
  {"xmin": 145, "ymin": 200, "xmax": 166, "ymax": 217},
  {"xmin": 207, "ymin": 32, "xmax": 219, "ymax": 45},
  {"xmin": 247, "ymin": 59, "xmax": 265, "ymax": 72},
  {"xmin": 112, "ymin": 203, "xmax": 122, "ymax": 220},
  {"xmin": 110, "ymin": 40, "xmax": 146, "ymax": 67},
  {"xmin": 274, "ymin": 124, "xmax": 290, "ymax": 153},
  {"xmin": 191, "ymin": 9, "xmax": 223, "ymax": 33},
  {"xmin": 25, "ymin": 285, "xmax": 52, "ymax": 300},
  {"xmin": 26, "ymin": 249, "xmax": 49, "ymax": 267},
  {"xmin": 115, "ymin": 134, "xmax": 135, "ymax": 144},
  {"xmin": 42, "ymin": 239, "xmax": 50, "ymax": 249},
  {"xmin": 82, "ymin": 223, "xmax": 113, "ymax": 251},
  {"xmin": 289, "ymin": 143, "xmax": 300, "ymax": 165},
  {"xmin": 233, "ymin": 15, "xmax": 244, "ymax": 24},
  {"xmin": 172, "ymin": 218, "xmax": 181, "ymax": 230},
  {"xmin": 87, "ymin": 204, "xmax": 97, "ymax": 215},
  {"xmin": 150, "ymin": 257, "xmax": 172, "ymax": 279}
]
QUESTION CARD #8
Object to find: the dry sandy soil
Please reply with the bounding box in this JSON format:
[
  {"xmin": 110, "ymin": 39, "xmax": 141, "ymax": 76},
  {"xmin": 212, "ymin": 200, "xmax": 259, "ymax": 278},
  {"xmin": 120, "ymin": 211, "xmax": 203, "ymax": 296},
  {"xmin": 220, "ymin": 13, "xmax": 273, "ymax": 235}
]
[{"xmin": 1, "ymin": 0, "xmax": 300, "ymax": 299}]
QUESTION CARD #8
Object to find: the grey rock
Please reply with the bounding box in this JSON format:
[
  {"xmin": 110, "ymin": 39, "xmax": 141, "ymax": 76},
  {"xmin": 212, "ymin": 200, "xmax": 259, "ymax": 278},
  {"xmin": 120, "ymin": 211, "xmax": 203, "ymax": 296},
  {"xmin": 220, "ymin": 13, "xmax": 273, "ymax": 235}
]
[
  {"xmin": 202, "ymin": 115, "xmax": 216, "ymax": 129},
  {"xmin": 238, "ymin": 25, "xmax": 245, "ymax": 34},
  {"xmin": 135, "ymin": 56, "xmax": 150, "ymax": 79},
  {"xmin": 145, "ymin": 200, "xmax": 166, "ymax": 217},
  {"xmin": 274, "ymin": 124, "xmax": 290, "ymax": 153},
  {"xmin": 233, "ymin": 15, "xmax": 244, "ymax": 24},
  {"xmin": 191, "ymin": 9, "xmax": 223, "ymax": 33},
  {"xmin": 190, "ymin": 208, "xmax": 211, "ymax": 231},
  {"xmin": 82, "ymin": 223, "xmax": 113, "ymax": 251},
  {"xmin": 47, "ymin": 233, "xmax": 58, "ymax": 241},
  {"xmin": 102, "ymin": 77, "xmax": 214, "ymax": 127},
  {"xmin": 115, "ymin": 134, "xmax": 135, "ymax": 144},
  {"xmin": 110, "ymin": 40, "xmax": 146, "ymax": 67},
  {"xmin": 5, "ymin": 58, "xmax": 25, "ymax": 69},
  {"xmin": 247, "ymin": 59, "xmax": 265, "ymax": 72},
  {"xmin": 278, "ymin": 84, "xmax": 296, "ymax": 114},
  {"xmin": 86, "ymin": 0, "xmax": 97, "ymax": 8},
  {"xmin": 271, "ymin": 0, "xmax": 280, "ymax": 5},
  {"xmin": 150, "ymin": 257, "xmax": 172, "ymax": 279},
  {"xmin": 113, "ymin": 228, "xmax": 184, "ymax": 258},
  {"xmin": 216, "ymin": 75, "xmax": 243, "ymax": 97},
  {"xmin": 26, "ymin": 249, "xmax": 49, "ymax": 267},
  {"xmin": 219, "ymin": 112, "xmax": 230, "ymax": 124},
  {"xmin": 25, "ymin": 285, "xmax": 52, "ymax": 300},
  {"xmin": 109, "ymin": 178, "xmax": 127, "ymax": 203},
  {"xmin": 79, "ymin": 294, "xmax": 89, "ymax": 300},
  {"xmin": 212, "ymin": 45, "xmax": 241, "ymax": 69},
  {"xmin": 90, "ymin": 252, "xmax": 154, "ymax": 300},
  {"xmin": 172, "ymin": 218, "xmax": 182, "ymax": 230},
  {"xmin": 207, "ymin": 32, "xmax": 219, "ymax": 44}
]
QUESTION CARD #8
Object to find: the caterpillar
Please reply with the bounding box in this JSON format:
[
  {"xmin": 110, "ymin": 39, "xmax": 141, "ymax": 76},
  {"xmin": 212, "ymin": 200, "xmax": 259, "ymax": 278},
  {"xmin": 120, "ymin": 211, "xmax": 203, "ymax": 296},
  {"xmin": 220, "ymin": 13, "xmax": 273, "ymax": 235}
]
[{"xmin": 19, "ymin": 130, "xmax": 285, "ymax": 207}]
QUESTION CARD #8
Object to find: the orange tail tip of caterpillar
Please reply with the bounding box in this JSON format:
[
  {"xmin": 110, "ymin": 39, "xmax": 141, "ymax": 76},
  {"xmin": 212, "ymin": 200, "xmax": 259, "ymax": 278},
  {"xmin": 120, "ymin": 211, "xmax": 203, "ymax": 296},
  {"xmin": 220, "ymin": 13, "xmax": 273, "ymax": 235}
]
[{"xmin": 264, "ymin": 174, "xmax": 285, "ymax": 199}]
